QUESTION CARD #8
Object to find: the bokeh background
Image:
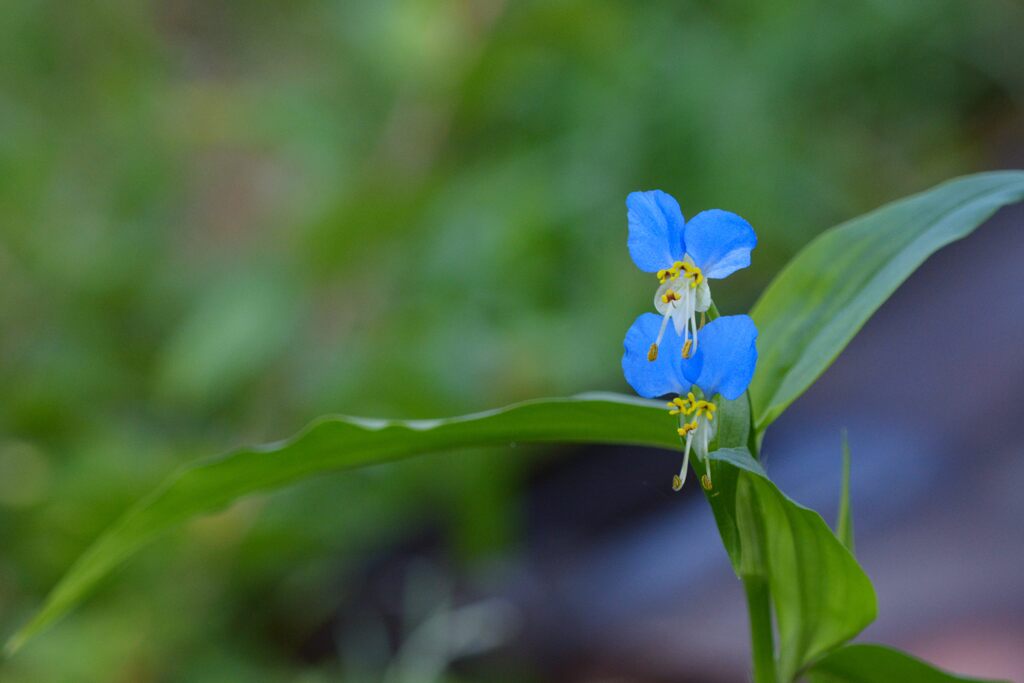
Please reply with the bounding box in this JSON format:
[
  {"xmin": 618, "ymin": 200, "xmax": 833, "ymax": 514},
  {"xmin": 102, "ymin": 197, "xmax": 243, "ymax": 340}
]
[{"xmin": 2, "ymin": 1, "xmax": 1023, "ymax": 681}]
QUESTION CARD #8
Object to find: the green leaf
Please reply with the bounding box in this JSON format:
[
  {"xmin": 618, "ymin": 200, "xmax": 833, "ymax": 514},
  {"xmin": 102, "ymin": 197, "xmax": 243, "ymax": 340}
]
[
  {"xmin": 736, "ymin": 469, "xmax": 876, "ymax": 681},
  {"xmin": 750, "ymin": 171, "xmax": 1024, "ymax": 431},
  {"xmin": 697, "ymin": 397, "xmax": 874, "ymax": 680},
  {"xmin": 698, "ymin": 395, "xmax": 875, "ymax": 680},
  {"xmin": 836, "ymin": 430, "xmax": 854, "ymax": 553},
  {"xmin": 804, "ymin": 644, "xmax": 1009, "ymax": 683},
  {"xmin": 708, "ymin": 446, "xmax": 766, "ymax": 478},
  {"xmin": 4, "ymin": 393, "xmax": 676, "ymax": 656},
  {"xmin": 9, "ymin": 388, "xmax": 877, "ymax": 681}
]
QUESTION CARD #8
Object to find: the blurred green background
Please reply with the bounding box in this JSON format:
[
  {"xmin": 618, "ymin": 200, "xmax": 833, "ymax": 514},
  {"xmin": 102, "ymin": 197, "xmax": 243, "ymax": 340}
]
[{"xmin": 1, "ymin": 1, "xmax": 1022, "ymax": 681}]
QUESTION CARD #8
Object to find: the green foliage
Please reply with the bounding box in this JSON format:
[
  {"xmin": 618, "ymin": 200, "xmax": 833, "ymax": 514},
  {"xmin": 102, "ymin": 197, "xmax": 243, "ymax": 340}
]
[
  {"xmin": 737, "ymin": 472, "xmax": 874, "ymax": 681},
  {"xmin": 804, "ymin": 644, "xmax": 1009, "ymax": 683},
  {"xmin": 10, "ymin": 172, "xmax": 1024, "ymax": 683},
  {"xmin": 749, "ymin": 172, "xmax": 1024, "ymax": 431},
  {"xmin": 6, "ymin": 393, "xmax": 677, "ymax": 655},
  {"xmin": 702, "ymin": 446, "xmax": 875, "ymax": 681},
  {"xmin": 6, "ymin": 410, "xmax": 873, "ymax": 682},
  {"xmin": 0, "ymin": 0, "xmax": 1020, "ymax": 679}
]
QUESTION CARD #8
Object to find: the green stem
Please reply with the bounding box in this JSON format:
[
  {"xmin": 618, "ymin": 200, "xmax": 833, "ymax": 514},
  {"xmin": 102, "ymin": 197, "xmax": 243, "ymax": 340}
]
[{"xmin": 743, "ymin": 575, "xmax": 778, "ymax": 683}]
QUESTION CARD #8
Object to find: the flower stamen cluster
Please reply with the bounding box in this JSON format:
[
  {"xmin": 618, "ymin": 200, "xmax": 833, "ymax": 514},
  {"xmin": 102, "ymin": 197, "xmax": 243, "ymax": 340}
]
[
  {"xmin": 657, "ymin": 261, "xmax": 684, "ymax": 284},
  {"xmin": 666, "ymin": 393, "xmax": 717, "ymax": 490}
]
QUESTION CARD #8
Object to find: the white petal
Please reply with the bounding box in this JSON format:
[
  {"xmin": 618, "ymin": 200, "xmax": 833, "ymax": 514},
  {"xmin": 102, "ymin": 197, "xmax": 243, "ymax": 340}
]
[
  {"xmin": 694, "ymin": 416, "xmax": 718, "ymax": 459},
  {"xmin": 671, "ymin": 305, "xmax": 688, "ymax": 335},
  {"xmin": 694, "ymin": 280, "xmax": 712, "ymax": 312},
  {"xmin": 653, "ymin": 281, "xmax": 674, "ymax": 315}
]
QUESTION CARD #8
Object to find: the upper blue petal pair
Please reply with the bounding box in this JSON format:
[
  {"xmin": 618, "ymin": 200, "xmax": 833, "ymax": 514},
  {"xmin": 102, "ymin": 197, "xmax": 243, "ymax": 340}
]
[
  {"xmin": 622, "ymin": 313, "xmax": 758, "ymax": 401},
  {"xmin": 626, "ymin": 190, "xmax": 757, "ymax": 280}
]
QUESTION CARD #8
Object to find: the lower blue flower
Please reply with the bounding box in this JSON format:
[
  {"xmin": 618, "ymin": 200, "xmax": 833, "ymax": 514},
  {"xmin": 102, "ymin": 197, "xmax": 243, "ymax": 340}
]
[{"xmin": 622, "ymin": 313, "xmax": 758, "ymax": 491}]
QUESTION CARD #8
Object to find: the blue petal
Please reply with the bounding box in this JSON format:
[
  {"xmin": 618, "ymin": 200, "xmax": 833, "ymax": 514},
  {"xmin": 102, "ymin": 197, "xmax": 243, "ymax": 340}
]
[
  {"xmin": 683, "ymin": 209, "xmax": 756, "ymax": 279},
  {"xmin": 682, "ymin": 315, "xmax": 758, "ymax": 401},
  {"xmin": 622, "ymin": 313, "xmax": 687, "ymax": 398},
  {"xmin": 626, "ymin": 190, "xmax": 686, "ymax": 272}
]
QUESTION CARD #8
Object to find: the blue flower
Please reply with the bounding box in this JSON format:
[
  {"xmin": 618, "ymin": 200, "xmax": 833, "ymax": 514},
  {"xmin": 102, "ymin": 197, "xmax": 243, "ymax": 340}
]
[
  {"xmin": 622, "ymin": 312, "xmax": 758, "ymax": 490},
  {"xmin": 627, "ymin": 191, "xmax": 756, "ymax": 362}
]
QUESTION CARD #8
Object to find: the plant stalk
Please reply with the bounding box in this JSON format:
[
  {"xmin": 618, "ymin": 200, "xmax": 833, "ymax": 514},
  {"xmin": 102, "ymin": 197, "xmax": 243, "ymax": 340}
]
[{"xmin": 742, "ymin": 575, "xmax": 778, "ymax": 683}]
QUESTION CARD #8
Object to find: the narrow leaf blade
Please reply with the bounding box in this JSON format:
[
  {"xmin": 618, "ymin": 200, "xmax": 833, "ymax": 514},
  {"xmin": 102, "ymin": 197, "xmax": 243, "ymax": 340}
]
[
  {"xmin": 5, "ymin": 393, "xmax": 675, "ymax": 655},
  {"xmin": 750, "ymin": 171, "xmax": 1024, "ymax": 430}
]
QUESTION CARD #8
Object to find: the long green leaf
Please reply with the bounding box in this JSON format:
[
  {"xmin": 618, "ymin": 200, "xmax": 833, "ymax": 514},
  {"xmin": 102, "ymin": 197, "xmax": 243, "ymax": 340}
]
[
  {"xmin": 5, "ymin": 393, "xmax": 676, "ymax": 655},
  {"xmin": 750, "ymin": 171, "xmax": 1024, "ymax": 430},
  {"xmin": 804, "ymin": 644, "xmax": 1008, "ymax": 683},
  {"xmin": 10, "ymin": 390, "xmax": 875, "ymax": 672}
]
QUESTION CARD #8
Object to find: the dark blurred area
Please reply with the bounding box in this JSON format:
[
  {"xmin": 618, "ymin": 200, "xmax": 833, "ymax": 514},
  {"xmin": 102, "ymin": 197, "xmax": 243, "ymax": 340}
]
[{"xmin": 1, "ymin": 1, "xmax": 1022, "ymax": 681}]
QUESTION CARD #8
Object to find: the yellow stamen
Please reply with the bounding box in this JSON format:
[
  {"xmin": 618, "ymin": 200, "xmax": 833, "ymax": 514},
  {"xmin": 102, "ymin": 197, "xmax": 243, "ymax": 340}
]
[
  {"xmin": 657, "ymin": 262, "xmax": 684, "ymax": 284},
  {"xmin": 647, "ymin": 343, "xmax": 658, "ymax": 362},
  {"xmin": 682, "ymin": 339, "xmax": 693, "ymax": 358},
  {"xmin": 661, "ymin": 290, "xmax": 681, "ymax": 304},
  {"xmin": 693, "ymin": 400, "xmax": 716, "ymax": 420},
  {"xmin": 669, "ymin": 395, "xmax": 695, "ymax": 415},
  {"xmin": 677, "ymin": 421, "xmax": 698, "ymax": 437},
  {"xmin": 701, "ymin": 474, "xmax": 713, "ymax": 490},
  {"xmin": 672, "ymin": 474, "xmax": 683, "ymax": 491},
  {"xmin": 679, "ymin": 262, "xmax": 704, "ymax": 288}
]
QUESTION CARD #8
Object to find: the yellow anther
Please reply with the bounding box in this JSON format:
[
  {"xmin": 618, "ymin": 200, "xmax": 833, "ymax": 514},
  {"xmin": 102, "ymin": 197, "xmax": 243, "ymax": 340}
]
[
  {"xmin": 679, "ymin": 262, "xmax": 704, "ymax": 288},
  {"xmin": 701, "ymin": 474, "xmax": 713, "ymax": 490},
  {"xmin": 677, "ymin": 421, "xmax": 698, "ymax": 437},
  {"xmin": 658, "ymin": 261, "xmax": 688, "ymax": 283},
  {"xmin": 682, "ymin": 339, "xmax": 693, "ymax": 358},
  {"xmin": 670, "ymin": 395, "xmax": 694, "ymax": 415},
  {"xmin": 672, "ymin": 474, "xmax": 683, "ymax": 491},
  {"xmin": 647, "ymin": 343, "xmax": 659, "ymax": 362},
  {"xmin": 693, "ymin": 400, "xmax": 716, "ymax": 420},
  {"xmin": 667, "ymin": 397, "xmax": 690, "ymax": 415},
  {"xmin": 657, "ymin": 263, "xmax": 682, "ymax": 284},
  {"xmin": 662, "ymin": 290, "xmax": 681, "ymax": 304}
]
